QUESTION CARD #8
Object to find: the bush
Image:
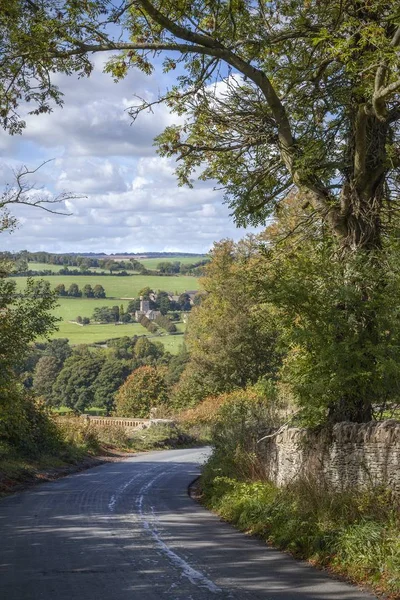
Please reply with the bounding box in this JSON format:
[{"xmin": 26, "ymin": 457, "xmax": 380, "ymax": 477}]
[
  {"xmin": 94, "ymin": 422, "xmax": 130, "ymax": 448},
  {"xmin": 197, "ymin": 386, "xmax": 281, "ymax": 480},
  {"xmin": 0, "ymin": 385, "xmax": 63, "ymax": 457},
  {"xmin": 54, "ymin": 416, "xmax": 101, "ymax": 454},
  {"xmin": 129, "ymin": 422, "xmax": 200, "ymax": 451}
]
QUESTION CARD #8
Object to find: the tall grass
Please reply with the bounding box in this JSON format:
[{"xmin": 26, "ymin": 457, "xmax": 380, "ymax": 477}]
[{"xmin": 201, "ymin": 468, "xmax": 400, "ymax": 597}]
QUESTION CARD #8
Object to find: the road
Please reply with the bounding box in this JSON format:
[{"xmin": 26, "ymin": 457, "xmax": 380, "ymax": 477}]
[{"xmin": 0, "ymin": 447, "xmax": 377, "ymax": 600}]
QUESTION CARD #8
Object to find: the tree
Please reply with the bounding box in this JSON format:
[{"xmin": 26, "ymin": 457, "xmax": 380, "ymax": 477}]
[
  {"xmin": 53, "ymin": 353, "xmax": 105, "ymax": 412},
  {"xmin": 114, "ymin": 366, "xmax": 168, "ymax": 417},
  {"xmin": 68, "ymin": 283, "xmax": 81, "ymax": 297},
  {"xmin": 138, "ymin": 287, "xmax": 154, "ymax": 300},
  {"xmin": 157, "ymin": 292, "xmax": 171, "ymax": 315},
  {"xmin": 179, "ymin": 239, "xmax": 281, "ymax": 404},
  {"xmin": 92, "ymin": 306, "xmax": 115, "ymax": 323},
  {"xmin": 54, "ymin": 283, "xmax": 66, "ymax": 296},
  {"xmin": 82, "ymin": 284, "xmax": 94, "ymax": 298},
  {"xmin": 164, "ymin": 344, "xmax": 190, "ymax": 388},
  {"xmin": 93, "ymin": 284, "xmax": 106, "ymax": 298},
  {"xmin": 250, "ymin": 200, "xmax": 400, "ymax": 424},
  {"xmin": 134, "ymin": 337, "xmax": 163, "ymax": 361},
  {"xmin": 1, "ymin": 161, "xmax": 79, "ymax": 233},
  {"xmin": 43, "ymin": 338, "xmax": 72, "ymax": 366},
  {"xmin": 3, "ymin": 1, "xmax": 400, "ymax": 251},
  {"xmin": 178, "ymin": 293, "xmax": 191, "ymax": 311},
  {"xmin": 127, "ymin": 298, "xmax": 140, "ymax": 312},
  {"xmin": 33, "ymin": 356, "xmax": 60, "ymax": 404},
  {"xmin": 93, "ymin": 359, "xmax": 131, "ymax": 415},
  {"xmin": 0, "ymin": 266, "xmax": 59, "ymax": 450},
  {"xmin": 0, "ymin": 276, "xmax": 59, "ymax": 377},
  {"xmin": 111, "ymin": 305, "xmax": 120, "ymax": 322},
  {"xmin": 105, "ymin": 260, "xmax": 118, "ymax": 274}
]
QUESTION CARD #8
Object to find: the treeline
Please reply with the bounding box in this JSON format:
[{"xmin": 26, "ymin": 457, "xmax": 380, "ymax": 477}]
[
  {"xmin": 157, "ymin": 259, "xmax": 209, "ymax": 276},
  {"xmin": 21, "ymin": 337, "xmax": 189, "ymax": 415},
  {"xmin": 3, "ymin": 251, "xmax": 208, "ymax": 277},
  {"xmin": 55, "ymin": 283, "xmax": 106, "ymax": 298},
  {"xmin": 9, "ymin": 268, "xmax": 128, "ymax": 277},
  {"xmin": 92, "ymin": 305, "xmax": 131, "ymax": 323},
  {"xmin": 1, "ymin": 250, "xmax": 102, "ymax": 267}
]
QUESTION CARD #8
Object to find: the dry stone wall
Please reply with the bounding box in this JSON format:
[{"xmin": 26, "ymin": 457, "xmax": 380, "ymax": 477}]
[{"xmin": 259, "ymin": 420, "xmax": 400, "ymax": 495}]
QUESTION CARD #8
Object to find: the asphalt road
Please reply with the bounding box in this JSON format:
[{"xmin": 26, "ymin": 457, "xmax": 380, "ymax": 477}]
[{"xmin": 0, "ymin": 447, "xmax": 377, "ymax": 600}]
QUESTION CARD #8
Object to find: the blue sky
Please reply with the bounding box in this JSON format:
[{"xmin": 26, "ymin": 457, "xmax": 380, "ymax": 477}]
[{"xmin": 0, "ymin": 54, "xmax": 262, "ymax": 254}]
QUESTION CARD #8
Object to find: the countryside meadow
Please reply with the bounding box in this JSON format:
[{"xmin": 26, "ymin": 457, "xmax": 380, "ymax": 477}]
[{"xmin": 12, "ymin": 258, "xmax": 200, "ymax": 350}]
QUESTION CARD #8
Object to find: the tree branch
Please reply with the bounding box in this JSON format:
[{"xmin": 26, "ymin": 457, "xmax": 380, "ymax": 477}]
[
  {"xmin": 354, "ymin": 104, "xmax": 368, "ymax": 183},
  {"xmin": 0, "ymin": 160, "xmax": 85, "ymax": 230},
  {"xmin": 373, "ymin": 25, "xmax": 400, "ymax": 120},
  {"xmin": 54, "ymin": 41, "xmax": 225, "ymax": 59}
]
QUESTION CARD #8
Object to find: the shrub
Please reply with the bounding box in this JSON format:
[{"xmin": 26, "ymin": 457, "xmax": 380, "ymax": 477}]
[
  {"xmin": 0, "ymin": 385, "xmax": 63, "ymax": 457},
  {"xmin": 196, "ymin": 386, "xmax": 281, "ymax": 480},
  {"xmin": 54, "ymin": 416, "xmax": 101, "ymax": 454}
]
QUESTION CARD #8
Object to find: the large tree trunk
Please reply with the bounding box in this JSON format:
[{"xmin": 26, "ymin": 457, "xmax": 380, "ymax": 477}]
[{"xmin": 330, "ymin": 115, "xmax": 388, "ymax": 251}]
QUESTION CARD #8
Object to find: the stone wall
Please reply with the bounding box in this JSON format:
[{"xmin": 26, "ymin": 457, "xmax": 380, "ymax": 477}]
[{"xmin": 259, "ymin": 420, "xmax": 400, "ymax": 495}]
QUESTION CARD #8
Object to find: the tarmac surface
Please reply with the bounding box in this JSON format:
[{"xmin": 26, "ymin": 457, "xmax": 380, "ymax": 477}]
[{"xmin": 0, "ymin": 447, "xmax": 377, "ymax": 599}]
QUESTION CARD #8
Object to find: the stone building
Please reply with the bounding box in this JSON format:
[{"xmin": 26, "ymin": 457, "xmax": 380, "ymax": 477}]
[{"xmin": 135, "ymin": 298, "xmax": 161, "ymax": 321}]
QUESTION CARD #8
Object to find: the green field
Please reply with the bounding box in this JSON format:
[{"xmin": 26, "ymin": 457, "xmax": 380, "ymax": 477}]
[
  {"xmin": 12, "ymin": 274, "xmax": 200, "ymax": 297},
  {"xmin": 49, "ymin": 320, "xmax": 186, "ymax": 351},
  {"xmin": 52, "ymin": 297, "xmax": 132, "ymax": 321},
  {"xmin": 28, "ymin": 262, "xmax": 70, "ymax": 272},
  {"xmin": 13, "ymin": 272, "xmax": 194, "ymax": 352}
]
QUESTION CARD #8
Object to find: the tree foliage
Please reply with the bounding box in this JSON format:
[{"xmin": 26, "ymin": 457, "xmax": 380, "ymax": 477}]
[
  {"xmin": 33, "ymin": 355, "xmax": 60, "ymax": 402},
  {"xmin": 0, "ymin": 262, "xmax": 60, "ymax": 453},
  {"xmin": 92, "ymin": 358, "xmax": 131, "ymax": 415},
  {"xmin": 2, "ymin": 1, "xmax": 400, "ymax": 250},
  {"xmin": 251, "ymin": 203, "xmax": 400, "ymax": 424},
  {"xmin": 52, "ymin": 352, "xmax": 105, "ymax": 412},
  {"xmin": 177, "ymin": 238, "xmax": 281, "ymax": 406},
  {"xmin": 114, "ymin": 365, "xmax": 167, "ymax": 417}
]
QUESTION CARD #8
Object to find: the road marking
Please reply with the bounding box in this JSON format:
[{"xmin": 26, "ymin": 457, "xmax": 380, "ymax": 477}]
[
  {"xmin": 137, "ymin": 470, "xmax": 222, "ymax": 594},
  {"xmin": 108, "ymin": 468, "xmax": 158, "ymax": 512}
]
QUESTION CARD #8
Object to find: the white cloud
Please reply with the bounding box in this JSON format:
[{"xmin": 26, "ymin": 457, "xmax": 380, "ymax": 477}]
[{"xmin": 0, "ymin": 56, "xmax": 263, "ymax": 253}]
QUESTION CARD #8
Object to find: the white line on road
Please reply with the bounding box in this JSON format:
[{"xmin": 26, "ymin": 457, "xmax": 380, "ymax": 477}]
[{"xmin": 137, "ymin": 469, "xmax": 222, "ymax": 594}]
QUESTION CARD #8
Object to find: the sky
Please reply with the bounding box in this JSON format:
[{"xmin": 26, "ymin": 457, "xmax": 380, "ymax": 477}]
[{"xmin": 0, "ymin": 54, "xmax": 263, "ymax": 255}]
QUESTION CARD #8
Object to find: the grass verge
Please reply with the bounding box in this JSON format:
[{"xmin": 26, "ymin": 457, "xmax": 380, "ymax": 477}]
[{"xmin": 200, "ymin": 459, "xmax": 400, "ymax": 599}]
